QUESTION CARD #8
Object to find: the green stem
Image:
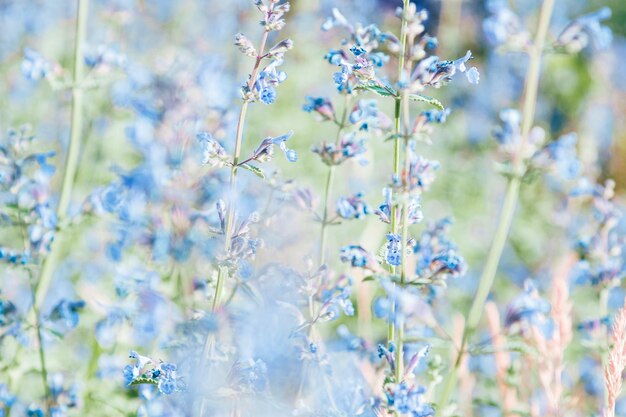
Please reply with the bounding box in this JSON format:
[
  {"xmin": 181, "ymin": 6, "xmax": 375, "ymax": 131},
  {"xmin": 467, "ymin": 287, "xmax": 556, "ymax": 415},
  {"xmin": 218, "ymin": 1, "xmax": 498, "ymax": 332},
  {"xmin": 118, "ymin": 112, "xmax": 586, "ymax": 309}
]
[
  {"xmin": 58, "ymin": 0, "xmax": 88, "ymax": 217},
  {"xmin": 318, "ymin": 93, "xmax": 350, "ymax": 266},
  {"xmin": 388, "ymin": 0, "xmax": 409, "ymax": 362},
  {"xmin": 203, "ymin": 27, "xmax": 271, "ymax": 372},
  {"xmin": 31, "ymin": 282, "xmax": 50, "ymax": 415},
  {"xmin": 436, "ymin": 0, "xmax": 555, "ymax": 408},
  {"xmin": 30, "ymin": 0, "xmax": 89, "ymax": 319},
  {"xmin": 396, "ymin": 92, "xmax": 411, "ymax": 384},
  {"xmin": 318, "ymin": 166, "xmax": 336, "ymax": 266},
  {"xmin": 210, "ymin": 28, "xmax": 269, "ymax": 313}
]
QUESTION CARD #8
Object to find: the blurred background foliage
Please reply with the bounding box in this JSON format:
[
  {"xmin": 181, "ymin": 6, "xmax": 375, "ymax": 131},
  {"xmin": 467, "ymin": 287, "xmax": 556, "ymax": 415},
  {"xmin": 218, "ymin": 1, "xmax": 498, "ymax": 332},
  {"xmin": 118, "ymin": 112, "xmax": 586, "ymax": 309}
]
[{"xmin": 0, "ymin": 0, "xmax": 624, "ymax": 414}]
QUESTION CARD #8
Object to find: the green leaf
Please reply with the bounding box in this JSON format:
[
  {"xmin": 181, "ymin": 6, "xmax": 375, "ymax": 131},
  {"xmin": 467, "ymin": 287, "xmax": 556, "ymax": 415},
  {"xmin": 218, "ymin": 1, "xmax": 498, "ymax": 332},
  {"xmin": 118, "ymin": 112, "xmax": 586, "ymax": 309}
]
[
  {"xmin": 130, "ymin": 377, "xmax": 158, "ymax": 386},
  {"xmin": 239, "ymin": 163, "xmax": 265, "ymax": 179},
  {"xmin": 355, "ymin": 82, "xmax": 397, "ymax": 97},
  {"xmin": 384, "ymin": 133, "xmax": 403, "ymax": 142},
  {"xmin": 408, "ymin": 94, "xmax": 444, "ymax": 110}
]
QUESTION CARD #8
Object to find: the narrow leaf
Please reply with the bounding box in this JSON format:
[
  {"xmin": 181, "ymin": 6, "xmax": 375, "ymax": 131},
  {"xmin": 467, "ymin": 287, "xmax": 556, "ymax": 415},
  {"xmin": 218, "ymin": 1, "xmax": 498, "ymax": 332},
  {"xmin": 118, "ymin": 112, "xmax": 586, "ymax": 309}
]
[
  {"xmin": 130, "ymin": 377, "xmax": 158, "ymax": 386},
  {"xmin": 239, "ymin": 163, "xmax": 265, "ymax": 179},
  {"xmin": 355, "ymin": 82, "xmax": 397, "ymax": 97},
  {"xmin": 408, "ymin": 94, "xmax": 444, "ymax": 110}
]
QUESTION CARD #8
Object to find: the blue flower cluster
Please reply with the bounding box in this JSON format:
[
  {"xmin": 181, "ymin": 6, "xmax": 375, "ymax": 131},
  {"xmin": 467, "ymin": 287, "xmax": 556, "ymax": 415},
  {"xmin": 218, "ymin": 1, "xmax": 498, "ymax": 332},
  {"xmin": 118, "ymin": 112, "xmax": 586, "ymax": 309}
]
[
  {"xmin": 124, "ymin": 350, "xmax": 184, "ymax": 395},
  {"xmin": 0, "ymin": 1, "xmax": 622, "ymax": 417}
]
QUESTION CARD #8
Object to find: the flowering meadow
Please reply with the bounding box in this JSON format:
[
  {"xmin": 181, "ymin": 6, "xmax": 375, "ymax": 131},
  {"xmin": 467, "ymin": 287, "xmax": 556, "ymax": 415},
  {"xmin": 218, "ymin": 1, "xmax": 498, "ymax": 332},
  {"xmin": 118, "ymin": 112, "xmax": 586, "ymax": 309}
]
[{"xmin": 0, "ymin": 0, "xmax": 625, "ymax": 416}]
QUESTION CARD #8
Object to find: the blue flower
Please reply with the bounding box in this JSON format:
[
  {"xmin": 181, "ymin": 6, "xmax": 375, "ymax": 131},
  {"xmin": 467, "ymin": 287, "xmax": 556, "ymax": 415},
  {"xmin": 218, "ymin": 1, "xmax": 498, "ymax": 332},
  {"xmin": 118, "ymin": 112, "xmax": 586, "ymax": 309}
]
[
  {"xmin": 319, "ymin": 274, "xmax": 355, "ymax": 319},
  {"xmin": 350, "ymin": 45, "xmax": 366, "ymax": 56},
  {"xmin": 406, "ymin": 153, "xmax": 440, "ymax": 192},
  {"xmin": 197, "ymin": 131, "xmax": 230, "ymax": 167},
  {"xmin": 84, "ymin": 44, "xmax": 127, "ymax": 69},
  {"xmin": 387, "ymin": 382, "xmax": 433, "ymax": 416},
  {"xmin": 250, "ymin": 131, "xmax": 297, "ymax": 163},
  {"xmin": 557, "ymin": 7, "xmax": 612, "ymax": 52},
  {"xmin": 302, "ymin": 96, "xmax": 335, "ymax": 121},
  {"xmin": 260, "ymin": 86, "xmax": 277, "ymax": 104},
  {"xmin": 48, "ymin": 299, "xmax": 86, "ymax": 329},
  {"xmin": 272, "ymin": 131, "xmax": 298, "ymax": 162},
  {"xmin": 312, "ymin": 132, "xmax": 367, "ymax": 166},
  {"xmin": 466, "ymin": 66, "xmax": 480, "ymax": 84},
  {"xmin": 27, "ymin": 405, "xmax": 45, "ymax": 417},
  {"xmin": 377, "ymin": 343, "xmax": 396, "ymax": 372},
  {"xmin": 324, "ymin": 49, "xmax": 346, "ymax": 66},
  {"xmin": 0, "ymin": 384, "xmax": 15, "ymax": 410},
  {"xmin": 542, "ymin": 133, "xmax": 581, "ymax": 180},
  {"xmin": 430, "ymin": 249, "xmax": 466, "ymax": 278},
  {"xmin": 337, "ymin": 325, "xmax": 367, "ymax": 353},
  {"xmin": 333, "ymin": 66, "xmax": 350, "ymax": 90},
  {"xmin": 156, "ymin": 363, "xmax": 182, "ymax": 395},
  {"xmin": 336, "ymin": 192, "xmax": 370, "ymax": 219},
  {"xmin": 452, "ymin": 50, "xmax": 480, "ymax": 84},
  {"xmin": 375, "ymin": 188, "xmax": 393, "ymax": 224},
  {"xmin": 21, "ymin": 48, "xmax": 51, "ymax": 80},
  {"xmin": 373, "ymin": 296, "xmax": 392, "ymax": 320},
  {"xmin": 349, "ymin": 99, "xmax": 390, "ymax": 131},
  {"xmin": 413, "ymin": 109, "xmax": 451, "ymax": 133},
  {"xmin": 234, "ymin": 32, "xmax": 257, "ymax": 57},
  {"xmin": 483, "ymin": 1, "xmax": 528, "ymax": 47},
  {"xmin": 123, "ymin": 351, "xmax": 182, "ymax": 395},
  {"xmin": 406, "ymin": 195, "xmax": 424, "ymax": 225},
  {"xmin": 386, "ymin": 233, "xmax": 402, "ymax": 266},
  {"xmin": 580, "ymin": 356, "xmax": 603, "ymax": 396},
  {"xmin": 250, "ymin": 58, "xmax": 287, "ymax": 104},
  {"xmin": 340, "ymin": 245, "xmax": 377, "ymax": 270},
  {"xmin": 504, "ymin": 280, "xmax": 551, "ymax": 328},
  {"xmin": 414, "ymin": 217, "xmax": 466, "ymax": 282},
  {"xmin": 321, "ymin": 8, "xmax": 353, "ymax": 32}
]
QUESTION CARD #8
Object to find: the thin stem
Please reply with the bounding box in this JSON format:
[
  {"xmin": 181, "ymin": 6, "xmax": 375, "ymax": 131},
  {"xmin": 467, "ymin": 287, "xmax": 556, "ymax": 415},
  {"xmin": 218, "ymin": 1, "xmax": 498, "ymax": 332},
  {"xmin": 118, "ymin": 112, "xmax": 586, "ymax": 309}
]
[
  {"xmin": 388, "ymin": 0, "xmax": 410, "ymax": 360},
  {"xmin": 395, "ymin": 90, "xmax": 411, "ymax": 383},
  {"xmin": 31, "ymin": 278, "xmax": 50, "ymax": 415},
  {"xmin": 519, "ymin": 0, "xmax": 555, "ymax": 156},
  {"xmin": 318, "ymin": 93, "xmax": 350, "ymax": 266},
  {"xmin": 58, "ymin": 0, "xmax": 88, "ymax": 217},
  {"xmin": 202, "ymin": 26, "xmax": 273, "ymax": 377},
  {"xmin": 211, "ymin": 28, "xmax": 270, "ymax": 314},
  {"xmin": 318, "ymin": 166, "xmax": 336, "ymax": 265},
  {"xmin": 30, "ymin": 0, "xmax": 89, "ymax": 318},
  {"xmin": 436, "ymin": 0, "xmax": 555, "ymax": 408}
]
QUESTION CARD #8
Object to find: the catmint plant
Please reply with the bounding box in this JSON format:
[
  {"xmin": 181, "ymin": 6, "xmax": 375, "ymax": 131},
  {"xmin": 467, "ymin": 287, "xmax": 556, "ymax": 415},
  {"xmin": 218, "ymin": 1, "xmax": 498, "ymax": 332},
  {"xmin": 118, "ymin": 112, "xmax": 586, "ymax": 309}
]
[
  {"xmin": 206, "ymin": 0, "xmax": 295, "ymax": 317},
  {"xmin": 321, "ymin": 2, "xmax": 476, "ymax": 415},
  {"xmin": 0, "ymin": 1, "xmax": 623, "ymax": 417}
]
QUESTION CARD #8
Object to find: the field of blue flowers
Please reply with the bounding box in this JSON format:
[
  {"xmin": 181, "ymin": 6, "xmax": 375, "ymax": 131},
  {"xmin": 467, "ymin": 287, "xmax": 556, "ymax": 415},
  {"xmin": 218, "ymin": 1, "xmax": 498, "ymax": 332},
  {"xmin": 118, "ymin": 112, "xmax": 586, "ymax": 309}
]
[{"xmin": 0, "ymin": 0, "xmax": 625, "ymax": 416}]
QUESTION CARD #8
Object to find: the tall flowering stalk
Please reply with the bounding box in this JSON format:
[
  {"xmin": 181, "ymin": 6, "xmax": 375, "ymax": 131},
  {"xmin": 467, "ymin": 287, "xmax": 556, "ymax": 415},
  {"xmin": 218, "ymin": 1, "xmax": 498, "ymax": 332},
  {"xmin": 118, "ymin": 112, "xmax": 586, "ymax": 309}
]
[
  {"xmin": 198, "ymin": 2, "xmax": 296, "ymax": 384},
  {"xmin": 208, "ymin": 0, "xmax": 294, "ymax": 314},
  {"xmin": 437, "ymin": 0, "xmax": 556, "ymax": 407},
  {"xmin": 327, "ymin": 3, "xmax": 477, "ymax": 414}
]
